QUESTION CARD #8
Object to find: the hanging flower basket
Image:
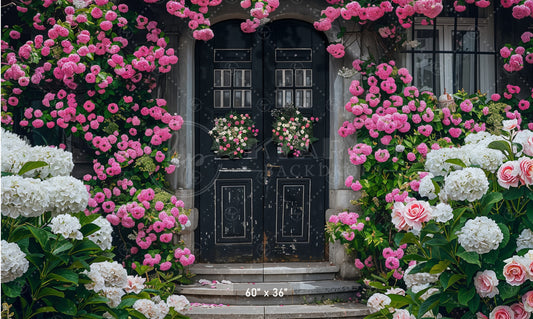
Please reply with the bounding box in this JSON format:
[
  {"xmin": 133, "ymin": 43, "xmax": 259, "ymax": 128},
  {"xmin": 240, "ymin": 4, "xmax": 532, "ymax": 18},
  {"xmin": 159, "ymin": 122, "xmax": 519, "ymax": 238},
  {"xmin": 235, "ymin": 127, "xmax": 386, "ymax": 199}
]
[
  {"xmin": 272, "ymin": 106, "xmax": 319, "ymax": 157},
  {"xmin": 209, "ymin": 113, "xmax": 259, "ymax": 159}
]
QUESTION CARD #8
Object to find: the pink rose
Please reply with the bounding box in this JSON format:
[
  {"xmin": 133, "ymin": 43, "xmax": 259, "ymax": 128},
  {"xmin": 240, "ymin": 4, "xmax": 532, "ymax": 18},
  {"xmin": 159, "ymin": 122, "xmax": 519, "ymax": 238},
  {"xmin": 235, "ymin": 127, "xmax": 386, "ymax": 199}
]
[
  {"xmin": 477, "ymin": 313, "xmax": 489, "ymax": 319},
  {"xmin": 391, "ymin": 202, "xmax": 408, "ymax": 231},
  {"xmin": 503, "ymin": 119, "xmax": 518, "ymax": 131},
  {"xmin": 518, "ymin": 157, "xmax": 533, "ymax": 185},
  {"xmin": 503, "ymin": 259, "xmax": 527, "ymax": 286},
  {"xmin": 490, "ymin": 306, "xmax": 514, "ymax": 319},
  {"xmin": 523, "ymin": 291, "xmax": 533, "ymax": 312},
  {"xmin": 522, "ymin": 136, "xmax": 533, "ymax": 156},
  {"xmin": 498, "ymin": 161, "xmax": 521, "ymax": 189},
  {"xmin": 403, "ymin": 200, "xmax": 431, "ymax": 232},
  {"xmin": 474, "ymin": 270, "xmax": 499, "ymax": 298},
  {"xmin": 510, "ymin": 303, "xmax": 530, "ymax": 319}
]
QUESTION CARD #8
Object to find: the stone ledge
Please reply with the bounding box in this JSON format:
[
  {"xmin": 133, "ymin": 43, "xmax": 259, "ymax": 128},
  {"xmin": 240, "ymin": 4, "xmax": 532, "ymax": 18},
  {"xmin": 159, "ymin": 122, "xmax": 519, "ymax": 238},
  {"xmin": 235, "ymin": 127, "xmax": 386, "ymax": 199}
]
[{"xmin": 182, "ymin": 303, "xmax": 370, "ymax": 319}]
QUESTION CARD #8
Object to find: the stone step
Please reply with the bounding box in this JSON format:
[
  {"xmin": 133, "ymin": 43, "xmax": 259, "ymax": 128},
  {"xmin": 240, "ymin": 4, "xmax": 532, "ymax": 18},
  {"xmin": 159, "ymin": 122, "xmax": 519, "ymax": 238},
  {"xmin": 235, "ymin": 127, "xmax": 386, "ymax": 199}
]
[
  {"xmin": 182, "ymin": 303, "xmax": 370, "ymax": 319},
  {"xmin": 179, "ymin": 280, "xmax": 360, "ymax": 306},
  {"xmin": 189, "ymin": 262, "xmax": 339, "ymax": 283}
]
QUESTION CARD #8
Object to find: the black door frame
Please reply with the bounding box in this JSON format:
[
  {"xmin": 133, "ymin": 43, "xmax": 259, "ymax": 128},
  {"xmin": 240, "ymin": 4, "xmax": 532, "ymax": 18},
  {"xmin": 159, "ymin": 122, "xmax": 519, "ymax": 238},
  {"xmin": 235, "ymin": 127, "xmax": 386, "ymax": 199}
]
[{"xmin": 194, "ymin": 19, "xmax": 329, "ymax": 263}]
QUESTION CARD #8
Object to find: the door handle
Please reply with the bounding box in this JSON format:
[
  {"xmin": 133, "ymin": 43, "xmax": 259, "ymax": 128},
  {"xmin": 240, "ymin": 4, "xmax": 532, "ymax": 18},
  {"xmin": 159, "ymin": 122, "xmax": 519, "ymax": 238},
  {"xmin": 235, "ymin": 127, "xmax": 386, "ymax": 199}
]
[{"xmin": 266, "ymin": 163, "xmax": 281, "ymax": 168}]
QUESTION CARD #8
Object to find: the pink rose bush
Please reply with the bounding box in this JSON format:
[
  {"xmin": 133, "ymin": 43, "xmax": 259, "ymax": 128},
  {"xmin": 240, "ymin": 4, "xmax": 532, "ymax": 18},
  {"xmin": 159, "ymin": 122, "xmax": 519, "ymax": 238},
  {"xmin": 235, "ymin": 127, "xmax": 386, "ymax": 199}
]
[
  {"xmin": 362, "ymin": 122, "xmax": 533, "ymax": 317},
  {"xmin": 1, "ymin": 0, "xmax": 194, "ymax": 305}
]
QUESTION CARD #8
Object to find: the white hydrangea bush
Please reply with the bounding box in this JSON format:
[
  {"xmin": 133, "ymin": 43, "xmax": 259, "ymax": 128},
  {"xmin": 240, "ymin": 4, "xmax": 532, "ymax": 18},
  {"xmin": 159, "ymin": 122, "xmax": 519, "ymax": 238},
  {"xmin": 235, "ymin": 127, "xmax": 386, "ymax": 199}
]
[
  {"xmin": 1, "ymin": 128, "xmax": 74, "ymax": 178},
  {"xmin": 88, "ymin": 216, "xmax": 114, "ymax": 251},
  {"xmin": 1, "ymin": 240, "xmax": 29, "ymax": 283},
  {"xmin": 456, "ymin": 216, "xmax": 503, "ymax": 255}
]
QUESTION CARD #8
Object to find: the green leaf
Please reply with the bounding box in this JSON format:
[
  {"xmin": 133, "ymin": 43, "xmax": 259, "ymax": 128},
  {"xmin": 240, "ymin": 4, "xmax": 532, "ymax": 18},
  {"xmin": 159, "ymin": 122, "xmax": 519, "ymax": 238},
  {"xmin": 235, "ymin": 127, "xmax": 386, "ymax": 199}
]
[
  {"xmin": 17, "ymin": 160, "xmax": 48, "ymax": 175},
  {"xmin": 487, "ymin": 140, "xmax": 511, "ymax": 154},
  {"xmin": 445, "ymin": 158, "xmax": 467, "ymax": 168},
  {"xmin": 430, "ymin": 260, "xmax": 451, "ymax": 274},
  {"xmin": 1, "ymin": 279, "xmax": 24, "ymax": 298},
  {"xmin": 425, "ymin": 237, "xmax": 450, "ymax": 246},
  {"xmin": 398, "ymin": 232, "xmax": 420, "ymax": 245},
  {"xmin": 480, "ymin": 192, "xmax": 503, "ymax": 215},
  {"xmin": 443, "ymin": 274, "xmax": 465, "ymax": 290},
  {"xmin": 48, "ymin": 269, "xmax": 78, "ymax": 285},
  {"xmin": 36, "ymin": 287, "xmax": 65, "ymax": 299},
  {"xmin": 27, "ymin": 225, "xmax": 50, "ymax": 250},
  {"xmin": 71, "ymin": 240, "xmax": 101, "ymax": 254},
  {"xmin": 417, "ymin": 294, "xmax": 440, "ymax": 318},
  {"xmin": 498, "ymin": 223, "xmax": 511, "ymax": 249},
  {"xmin": 52, "ymin": 241, "xmax": 73, "ymax": 255},
  {"xmin": 457, "ymin": 251, "xmax": 481, "ymax": 267},
  {"xmin": 80, "ymin": 223, "xmax": 100, "ymax": 237},
  {"xmin": 30, "ymin": 307, "xmax": 57, "ymax": 316},
  {"xmin": 458, "ymin": 287, "xmax": 475, "ymax": 306},
  {"xmin": 499, "ymin": 282, "xmax": 521, "ymax": 300},
  {"xmin": 468, "ymin": 294, "xmax": 480, "ymax": 313},
  {"xmin": 45, "ymin": 296, "xmax": 77, "ymax": 315}
]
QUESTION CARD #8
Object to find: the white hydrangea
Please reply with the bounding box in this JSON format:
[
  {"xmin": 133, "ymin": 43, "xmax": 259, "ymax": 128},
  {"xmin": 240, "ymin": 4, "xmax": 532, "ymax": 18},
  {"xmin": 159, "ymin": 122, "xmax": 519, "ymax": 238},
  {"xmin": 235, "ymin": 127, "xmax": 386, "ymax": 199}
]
[
  {"xmin": 166, "ymin": 295, "xmax": 190, "ymax": 312},
  {"xmin": 30, "ymin": 146, "xmax": 74, "ymax": 178},
  {"xmin": 431, "ymin": 203, "xmax": 454, "ymax": 223},
  {"xmin": 457, "ymin": 216, "xmax": 503, "ymax": 255},
  {"xmin": 85, "ymin": 261, "xmax": 128, "ymax": 293},
  {"xmin": 418, "ymin": 174, "xmax": 436, "ymax": 199},
  {"xmin": 516, "ymin": 229, "xmax": 533, "ymax": 252},
  {"xmin": 0, "ymin": 129, "xmax": 74, "ymax": 178},
  {"xmin": 366, "ymin": 293, "xmax": 391, "ymax": 313},
  {"xmin": 443, "ymin": 167, "xmax": 489, "ymax": 202},
  {"xmin": 101, "ymin": 287, "xmax": 126, "ymax": 308},
  {"xmin": 50, "ymin": 214, "xmax": 83, "ymax": 240},
  {"xmin": 403, "ymin": 264, "xmax": 440, "ymax": 289},
  {"xmin": 1, "ymin": 175, "xmax": 50, "ymax": 218},
  {"xmin": 425, "ymin": 148, "xmax": 471, "ymax": 176},
  {"xmin": 133, "ymin": 299, "xmax": 168, "ymax": 319},
  {"xmin": 88, "ymin": 216, "xmax": 113, "ymax": 251},
  {"xmin": 464, "ymin": 131, "xmax": 494, "ymax": 145},
  {"xmin": 1, "ymin": 240, "xmax": 29, "ymax": 283},
  {"xmin": 43, "ymin": 176, "xmax": 89, "ymax": 214},
  {"xmin": 466, "ymin": 145, "xmax": 505, "ymax": 173}
]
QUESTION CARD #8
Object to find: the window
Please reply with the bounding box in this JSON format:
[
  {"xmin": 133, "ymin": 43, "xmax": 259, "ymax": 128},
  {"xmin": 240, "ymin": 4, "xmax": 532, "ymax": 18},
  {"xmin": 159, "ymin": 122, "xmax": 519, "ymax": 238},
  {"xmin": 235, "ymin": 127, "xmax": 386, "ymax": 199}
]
[{"xmin": 402, "ymin": 8, "xmax": 497, "ymax": 95}]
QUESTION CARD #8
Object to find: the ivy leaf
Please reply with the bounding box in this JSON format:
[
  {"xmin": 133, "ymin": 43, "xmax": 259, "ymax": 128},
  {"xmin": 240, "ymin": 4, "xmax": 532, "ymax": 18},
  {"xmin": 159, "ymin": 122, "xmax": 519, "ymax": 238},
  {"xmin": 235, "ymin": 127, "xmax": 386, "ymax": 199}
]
[{"xmin": 17, "ymin": 160, "xmax": 48, "ymax": 176}]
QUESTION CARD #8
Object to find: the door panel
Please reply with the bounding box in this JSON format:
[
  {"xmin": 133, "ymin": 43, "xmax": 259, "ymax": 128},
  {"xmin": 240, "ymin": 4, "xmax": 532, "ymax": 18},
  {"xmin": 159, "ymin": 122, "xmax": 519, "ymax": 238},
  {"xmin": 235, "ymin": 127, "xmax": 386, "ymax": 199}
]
[{"xmin": 195, "ymin": 20, "xmax": 328, "ymax": 263}]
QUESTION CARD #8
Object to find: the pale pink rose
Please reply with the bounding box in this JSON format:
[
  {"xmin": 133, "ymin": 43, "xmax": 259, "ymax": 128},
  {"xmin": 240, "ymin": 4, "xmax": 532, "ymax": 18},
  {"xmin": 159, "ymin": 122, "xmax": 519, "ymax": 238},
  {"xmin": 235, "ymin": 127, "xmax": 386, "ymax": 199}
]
[
  {"xmin": 477, "ymin": 313, "xmax": 489, "ymax": 319},
  {"xmin": 366, "ymin": 293, "xmax": 391, "ymax": 313},
  {"xmin": 124, "ymin": 275, "xmax": 146, "ymax": 294},
  {"xmin": 402, "ymin": 200, "xmax": 432, "ymax": 232},
  {"xmin": 391, "ymin": 202, "xmax": 408, "ymax": 231},
  {"xmin": 393, "ymin": 309, "xmax": 415, "ymax": 319},
  {"xmin": 474, "ymin": 270, "xmax": 499, "ymax": 298},
  {"xmin": 503, "ymin": 119, "xmax": 518, "ymax": 131},
  {"xmin": 518, "ymin": 157, "xmax": 533, "ymax": 185},
  {"xmin": 523, "ymin": 291, "xmax": 533, "ymax": 312},
  {"xmin": 503, "ymin": 259, "xmax": 527, "ymax": 286},
  {"xmin": 489, "ymin": 306, "xmax": 515, "ymax": 319},
  {"xmin": 523, "ymin": 136, "xmax": 533, "ymax": 156},
  {"xmin": 498, "ymin": 161, "xmax": 521, "ymax": 189},
  {"xmin": 510, "ymin": 303, "xmax": 530, "ymax": 319}
]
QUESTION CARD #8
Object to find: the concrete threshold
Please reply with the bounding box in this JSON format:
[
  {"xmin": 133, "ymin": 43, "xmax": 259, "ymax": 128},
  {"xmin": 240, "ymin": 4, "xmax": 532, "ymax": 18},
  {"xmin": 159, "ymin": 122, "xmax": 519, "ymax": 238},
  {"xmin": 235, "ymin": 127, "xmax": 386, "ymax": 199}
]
[{"xmin": 183, "ymin": 303, "xmax": 370, "ymax": 319}]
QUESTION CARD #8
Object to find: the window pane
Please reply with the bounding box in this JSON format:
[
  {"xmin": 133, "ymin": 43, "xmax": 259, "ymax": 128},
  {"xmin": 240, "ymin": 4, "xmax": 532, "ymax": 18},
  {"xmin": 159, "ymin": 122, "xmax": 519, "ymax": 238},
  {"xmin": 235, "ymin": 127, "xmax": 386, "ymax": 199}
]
[
  {"xmin": 243, "ymin": 70, "xmax": 251, "ymax": 87},
  {"xmin": 455, "ymin": 53, "xmax": 476, "ymax": 93},
  {"xmin": 214, "ymin": 90, "xmax": 221, "ymax": 108},
  {"xmin": 304, "ymin": 90, "xmax": 312, "ymax": 108},
  {"xmin": 244, "ymin": 90, "xmax": 252, "ymax": 107},
  {"xmin": 295, "ymin": 89, "xmax": 303, "ymax": 107},
  {"xmin": 234, "ymin": 90, "xmax": 242, "ymax": 108},
  {"xmin": 223, "ymin": 70, "xmax": 231, "ymax": 87},
  {"xmin": 214, "ymin": 70, "xmax": 222, "ymax": 87},
  {"xmin": 223, "ymin": 90, "xmax": 231, "ymax": 107},
  {"xmin": 284, "ymin": 70, "xmax": 293, "ymax": 87},
  {"xmin": 276, "ymin": 70, "xmax": 283, "ymax": 87},
  {"xmin": 234, "ymin": 70, "xmax": 243, "ymax": 87},
  {"xmin": 295, "ymin": 70, "xmax": 304, "ymax": 87}
]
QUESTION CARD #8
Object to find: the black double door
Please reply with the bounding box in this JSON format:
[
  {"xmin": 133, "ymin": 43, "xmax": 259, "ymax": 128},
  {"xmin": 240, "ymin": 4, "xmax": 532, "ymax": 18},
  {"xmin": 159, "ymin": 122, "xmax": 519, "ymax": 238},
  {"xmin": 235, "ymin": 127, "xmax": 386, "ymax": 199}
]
[{"xmin": 195, "ymin": 20, "xmax": 329, "ymax": 263}]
